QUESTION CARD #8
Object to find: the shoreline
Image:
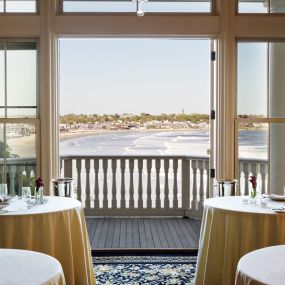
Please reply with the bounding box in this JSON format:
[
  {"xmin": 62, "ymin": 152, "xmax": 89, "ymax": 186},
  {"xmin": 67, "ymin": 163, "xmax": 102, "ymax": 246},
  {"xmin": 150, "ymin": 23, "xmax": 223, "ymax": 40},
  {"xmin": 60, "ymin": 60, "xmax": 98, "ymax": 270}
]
[{"xmin": 59, "ymin": 128, "xmax": 207, "ymax": 142}]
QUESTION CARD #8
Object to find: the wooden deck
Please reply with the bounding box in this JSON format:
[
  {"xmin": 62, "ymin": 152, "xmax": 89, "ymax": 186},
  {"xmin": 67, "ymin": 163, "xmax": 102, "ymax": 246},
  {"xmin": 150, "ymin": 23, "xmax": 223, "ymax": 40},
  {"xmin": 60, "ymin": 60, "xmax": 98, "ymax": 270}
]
[{"xmin": 86, "ymin": 217, "xmax": 201, "ymax": 250}]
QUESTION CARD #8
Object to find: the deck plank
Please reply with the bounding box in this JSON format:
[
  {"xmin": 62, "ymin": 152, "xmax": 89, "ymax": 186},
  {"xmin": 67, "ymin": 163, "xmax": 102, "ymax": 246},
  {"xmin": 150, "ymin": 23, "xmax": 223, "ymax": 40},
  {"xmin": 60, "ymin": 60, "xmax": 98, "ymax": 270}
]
[
  {"xmin": 87, "ymin": 217, "xmax": 201, "ymax": 250},
  {"xmin": 143, "ymin": 218, "xmax": 155, "ymax": 248}
]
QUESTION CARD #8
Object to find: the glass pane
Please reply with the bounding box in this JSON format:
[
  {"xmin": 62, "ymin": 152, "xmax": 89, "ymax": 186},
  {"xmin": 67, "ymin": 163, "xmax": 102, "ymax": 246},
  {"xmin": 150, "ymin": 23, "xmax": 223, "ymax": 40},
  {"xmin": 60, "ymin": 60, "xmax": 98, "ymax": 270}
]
[
  {"xmin": 6, "ymin": 0, "xmax": 36, "ymax": 13},
  {"xmin": 6, "ymin": 123, "xmax": 36, "ymax": 194},
  {"xmin": 6, "ymin": 123, "xmax": 36, "ymax": 158},
  {"xmin": 63, "ymin": 0, "xmax": 211, "ymax": 13},
  {"xmin": 270, "ymin": 0, "xmax": 285, "ymax": 13},
  {"xmin": 6, "ymin": 42, "xmax": 37, "ymax": 114},
  {"xmin": 238, "ymin": 123, "xmax": 268, "ymax": 195},
  {"xmin": 0, "ymin": 124, "xmax": 4, "ymax": 184},
  {"xmin": 238, "ymin": 122, "xmax": 285, "ymax": 196},
  {"xmin": 269, "ymin": 42, "xmax": 285, "ymax": 118},
  {"xmin": 0, "ymin": 1, "xmax": 4, "ymax": 12},
  {"xmin": 0, "ymin": 43, "xmax": 4, "ymax": 116},
  {"xmin": 144, "ymin": 1, "xmax": 211, "ymax": 13},
  {"xmin": 7, "ymin": 108, "xmax": 36, "ymax": 118},
  {"xmin": 238, "ymin": 1, "xmax": 268, "ymax": 13},
  {"xmin": 237, "ymin": 42, "xmax": 268, "ymax": 117}
]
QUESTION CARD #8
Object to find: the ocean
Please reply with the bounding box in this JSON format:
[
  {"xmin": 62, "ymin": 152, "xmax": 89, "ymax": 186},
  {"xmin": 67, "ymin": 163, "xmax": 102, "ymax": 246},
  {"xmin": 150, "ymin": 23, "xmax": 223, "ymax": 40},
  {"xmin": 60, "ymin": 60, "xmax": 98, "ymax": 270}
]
[{"xmin": 59, "ymin": 129, "xmax": 267, "ymax": 159}]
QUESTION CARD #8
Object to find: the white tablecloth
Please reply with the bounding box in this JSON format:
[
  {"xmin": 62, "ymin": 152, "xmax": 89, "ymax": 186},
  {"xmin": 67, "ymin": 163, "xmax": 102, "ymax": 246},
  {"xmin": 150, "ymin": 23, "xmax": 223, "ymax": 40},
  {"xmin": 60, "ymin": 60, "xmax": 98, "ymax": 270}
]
[
  {"xmin": 195, "ymin": 196, "xmax": 285, "ymax": 285},
  {"xmin": 0, "ymin": 196, "xmax": 95, "ymax": 285},
  {"xmin": 235, "ymin": 245, "xmax": 285, "ymax": 285},
  {"xmin": 0, "ymin": 249, "xmax": 66, "ymax": 285}
]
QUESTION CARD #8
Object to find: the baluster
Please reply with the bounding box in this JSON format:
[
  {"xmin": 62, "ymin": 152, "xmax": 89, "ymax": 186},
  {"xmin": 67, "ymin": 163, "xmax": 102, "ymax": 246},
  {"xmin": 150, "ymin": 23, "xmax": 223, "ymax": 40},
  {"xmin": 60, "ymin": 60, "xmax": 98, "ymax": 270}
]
[
  {"xmin": 120, "ymin": 159, "xmax": 126, "ymax": 209},
  {"xmin": 182, "ymin": 158, "xmax": 190, "ymax": 210},
  {"xmin": 204, "ymin": 160, "xmax": 210, "ymax": 198},
  {"xmin": 102, "ymin": 159, "xmax": 108, "ymax": 209},
  {"xmin": 76, "ymin": 159, "xmax": 82, "ymax": 202},
  {"xmin": 0, "ymin": 164, "xmax": 4, "ymax": 183},
  {"xmin": 260, "ymin": 163, "xmax": 266, "ymax": 194},
  {"xmin": 243, "ymin": 163, "xmax": 249, "ymax": 195},
  {"xmin": 111, "ymin": 159, "xmax": 117, "ymax": 209},
  {"xmin": 173, "ymin": 159, "xmax": 178, "ymax": 209},
  {"xmin": 155, "ymin": 159, "xmax": 161, "ymax": 209},
  {"xmin": 60, "ymin": 158, "xmax": 63, "ymax": 177},
  {"xmin": 164, "ymin": 159, "xmax": 170, "ymax": 209},
  {"xmin": 198, "ymin": 160, "xmax": 204, "ymax": 212},
  {"xmin": 191, "ymin": 160, "xmax": 198, "ymax": 211},
  {"xmin": 129, "ymin": 159, "xmax": 135, "ymax": 209},
  {"xmin": 64, "ymin": 159, "xmax": 73, "ymax": 197},
  {"xmin": 146, "ymin": 159, "xmax": 152, "ymax": 209},
  {"xmin": 16, "ymin": 165, "xmax": 24, "ymax": 196},
  {"xmin": 26, "ymin": 166, "xmax": 33, "ymax": 189},
  {"xmin": 8, "ymin": 166, "xmax": 16, "ymax": 195},
  {"xmin": 85, "ymin": 159, "xmax": 91, "ymax": 209},
  {"xmin": 94, "ymin": 159, "xmax": 99, "ymax": 208},
  {"xmin": 238, "ymin": 163, "xmax": 243, "ymax": 196},
  {"xmin": 64, "ymin": 159, "xmax": 73, "ymax": 178},
  {"xmin": 138, "ymin": 159, "xmax": 143, "ymax": 209}
]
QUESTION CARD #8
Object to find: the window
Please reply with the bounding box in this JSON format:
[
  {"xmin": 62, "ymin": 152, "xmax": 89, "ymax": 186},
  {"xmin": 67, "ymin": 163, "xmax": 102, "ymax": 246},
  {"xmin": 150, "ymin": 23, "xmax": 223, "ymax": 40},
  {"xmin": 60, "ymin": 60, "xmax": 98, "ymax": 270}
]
[
  {"xmin": 62, "ymin": 0, "xmax": 212, "ymax": 13},
  {"xmin": 237, "ymin": 41, "xmax": 285, "ymax": 196},
  {"xmin": 0, "ymin": 0, "xmax": 37, "ymax": 13},
  {"xmin": 0, "ymin": 40, "xmax": 38, "ymax": 195},
  {"xmin": 238, "ymin": 0, "xmax": 285, "ymax": 14}
]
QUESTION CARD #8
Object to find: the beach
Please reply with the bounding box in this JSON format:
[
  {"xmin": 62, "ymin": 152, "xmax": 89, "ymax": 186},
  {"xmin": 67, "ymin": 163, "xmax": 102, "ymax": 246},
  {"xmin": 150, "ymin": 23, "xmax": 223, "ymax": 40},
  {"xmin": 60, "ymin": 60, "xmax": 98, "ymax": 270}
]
[{"xmin": 6, "ymin": 128, "xmax": 267, "ymax": 159}]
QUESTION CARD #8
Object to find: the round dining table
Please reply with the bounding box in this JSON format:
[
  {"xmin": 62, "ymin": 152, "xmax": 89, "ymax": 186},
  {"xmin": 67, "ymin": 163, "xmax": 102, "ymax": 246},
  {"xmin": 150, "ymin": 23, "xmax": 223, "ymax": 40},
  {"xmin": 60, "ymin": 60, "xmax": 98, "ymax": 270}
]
[
  {"xmin": 195, "ymin": 196, "xmax": 285, "ymax": 285},
  {"xmin": 0, "ymin": 196, "xmax": 95, "ymax": 285},
  {"xmin": 235, "ymin": 245, "xmax": 285, "ymax": 285},
  {"xmin": 0, "ymin": 248, "xmax": 66, "ymax": 285}
]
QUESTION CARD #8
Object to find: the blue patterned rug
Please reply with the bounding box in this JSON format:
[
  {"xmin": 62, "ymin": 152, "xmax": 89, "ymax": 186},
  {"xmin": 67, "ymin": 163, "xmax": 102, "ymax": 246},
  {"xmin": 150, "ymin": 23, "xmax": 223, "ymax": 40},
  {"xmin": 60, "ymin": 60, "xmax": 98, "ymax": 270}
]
[{"xmin": 93, "ymin": 255, "xmax": 197, "ymax": 285}]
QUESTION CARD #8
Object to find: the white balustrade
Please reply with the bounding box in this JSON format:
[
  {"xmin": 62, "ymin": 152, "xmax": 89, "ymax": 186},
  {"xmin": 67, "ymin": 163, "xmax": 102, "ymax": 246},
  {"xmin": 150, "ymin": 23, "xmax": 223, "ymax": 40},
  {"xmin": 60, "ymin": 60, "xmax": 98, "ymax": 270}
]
[{"xmin": 0, "ymin": 156, "xmax": 269, "ymax": 218}]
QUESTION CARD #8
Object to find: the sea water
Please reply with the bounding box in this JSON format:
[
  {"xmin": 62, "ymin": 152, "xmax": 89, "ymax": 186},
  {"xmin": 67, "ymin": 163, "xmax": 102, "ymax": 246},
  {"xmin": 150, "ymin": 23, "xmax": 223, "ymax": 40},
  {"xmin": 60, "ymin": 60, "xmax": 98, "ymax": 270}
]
[{"xmin": 59, "ymin": 129, "xmax": 267, "ymax": 159}]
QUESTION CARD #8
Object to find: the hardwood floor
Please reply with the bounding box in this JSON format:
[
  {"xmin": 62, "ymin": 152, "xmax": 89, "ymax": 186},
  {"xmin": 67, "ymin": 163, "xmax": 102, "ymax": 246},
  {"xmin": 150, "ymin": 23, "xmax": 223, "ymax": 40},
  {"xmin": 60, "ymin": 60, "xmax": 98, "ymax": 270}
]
[{"xmin": 86, "ymin": 217, "xmax": 201, "ymax": 250}]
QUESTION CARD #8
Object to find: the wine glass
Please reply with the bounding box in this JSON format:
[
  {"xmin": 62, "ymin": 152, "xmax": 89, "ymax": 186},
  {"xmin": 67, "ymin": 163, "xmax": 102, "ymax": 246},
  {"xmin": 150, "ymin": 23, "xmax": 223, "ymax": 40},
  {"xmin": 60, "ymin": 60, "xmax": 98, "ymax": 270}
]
[{"xmin": 0, "ymin": 184, "xmax": 8, "ymax": 198}]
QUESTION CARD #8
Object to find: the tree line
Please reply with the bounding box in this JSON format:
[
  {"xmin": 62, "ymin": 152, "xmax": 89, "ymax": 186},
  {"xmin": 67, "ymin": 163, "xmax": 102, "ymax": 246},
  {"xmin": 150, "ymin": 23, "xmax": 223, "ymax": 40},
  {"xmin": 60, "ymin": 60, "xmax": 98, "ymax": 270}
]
[{"xmin": 60, "ymin": 113, "xmax": 210, "ymax": 125}]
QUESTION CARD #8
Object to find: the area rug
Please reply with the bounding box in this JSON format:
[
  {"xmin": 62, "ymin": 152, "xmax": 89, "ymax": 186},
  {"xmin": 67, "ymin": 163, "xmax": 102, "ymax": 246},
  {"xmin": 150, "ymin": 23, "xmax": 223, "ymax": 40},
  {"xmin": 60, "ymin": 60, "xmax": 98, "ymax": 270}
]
[{"xmin": 93, "ymin": 255, "xmax": 197, "ymax": 285}]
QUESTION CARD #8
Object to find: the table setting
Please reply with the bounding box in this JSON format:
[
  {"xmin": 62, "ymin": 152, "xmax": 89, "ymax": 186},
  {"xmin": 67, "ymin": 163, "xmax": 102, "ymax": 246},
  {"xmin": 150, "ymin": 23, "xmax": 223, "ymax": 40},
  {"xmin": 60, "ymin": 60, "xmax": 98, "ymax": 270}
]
[
  {"xmin": 195, "ymin": 176, "xmax": 285, "ymax": 285},
  {"xmin": 0, "ymin": 177, "xmax": 96, "ymax": 285}
]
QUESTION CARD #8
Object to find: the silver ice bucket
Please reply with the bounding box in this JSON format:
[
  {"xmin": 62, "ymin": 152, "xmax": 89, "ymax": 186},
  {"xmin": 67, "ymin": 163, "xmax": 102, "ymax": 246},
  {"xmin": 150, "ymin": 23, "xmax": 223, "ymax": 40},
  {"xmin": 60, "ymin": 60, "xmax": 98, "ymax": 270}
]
[
  {"xmin": 217, "ymin": 179, "xmax": 237, "ymax": 196},
  {"xmin": 52, "ymin": 178, "xmax": 73, "ymax": 197}
]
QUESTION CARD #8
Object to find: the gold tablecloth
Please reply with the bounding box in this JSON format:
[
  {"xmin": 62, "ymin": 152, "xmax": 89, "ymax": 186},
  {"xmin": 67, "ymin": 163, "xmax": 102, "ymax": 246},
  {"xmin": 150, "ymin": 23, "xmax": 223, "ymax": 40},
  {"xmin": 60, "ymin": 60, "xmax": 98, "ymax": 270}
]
[
  {"xmin": 195, "ymin": 196, "xmax": 285, "ymax": 285},
  {"xmin": 0, "ymin": 248, "xmax": 66, "ymax": 285},
  {"xmin": 0, "ymin": 197, "xmax": 95, "ymax": 285}
]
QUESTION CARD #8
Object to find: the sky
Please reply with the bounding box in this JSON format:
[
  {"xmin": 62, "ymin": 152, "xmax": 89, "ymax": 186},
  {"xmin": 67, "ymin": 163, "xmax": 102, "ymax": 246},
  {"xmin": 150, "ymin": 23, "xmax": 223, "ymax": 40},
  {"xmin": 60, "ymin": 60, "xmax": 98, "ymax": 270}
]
[{"xmin": 59, "ymin": 38, "xmax": 212, "ymax": 115}]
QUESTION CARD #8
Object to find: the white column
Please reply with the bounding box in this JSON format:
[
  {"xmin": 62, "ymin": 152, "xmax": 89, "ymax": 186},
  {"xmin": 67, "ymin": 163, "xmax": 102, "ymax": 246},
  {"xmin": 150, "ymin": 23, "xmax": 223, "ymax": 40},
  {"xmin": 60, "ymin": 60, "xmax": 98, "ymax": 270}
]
[
  {"xmin": 269, "ymin": 1, "xmax": 285, "ymax": 194},
  {"xmin": 39, "ymin": 0, "xmax": 58, "ymax": 194}
]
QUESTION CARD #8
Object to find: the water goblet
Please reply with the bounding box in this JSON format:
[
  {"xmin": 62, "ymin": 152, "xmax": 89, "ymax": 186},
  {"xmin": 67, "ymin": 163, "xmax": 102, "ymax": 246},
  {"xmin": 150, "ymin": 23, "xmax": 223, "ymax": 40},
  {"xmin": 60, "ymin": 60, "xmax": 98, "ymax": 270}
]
[
  {"xmin": 22, "ymin": 187, "xmax": 31, "ymax": 200},
  {"xmin": 0, "ymin": 184, "xmax": 8, "ymax": 198}
]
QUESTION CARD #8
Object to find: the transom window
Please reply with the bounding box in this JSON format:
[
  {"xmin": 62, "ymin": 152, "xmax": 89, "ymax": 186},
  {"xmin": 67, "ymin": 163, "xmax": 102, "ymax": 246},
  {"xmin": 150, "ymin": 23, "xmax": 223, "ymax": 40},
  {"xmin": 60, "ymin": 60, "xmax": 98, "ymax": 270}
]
[
  {"xmin": 61, "ymin": 0, "xmax": 212, "ymax": 13},
  {"xmin": 0, "ymin": 0, "xmax": 37, "ymax": 13},
  {"xmin": 238, "ymin": 0, "xmax": 285, "ymax": 14}
]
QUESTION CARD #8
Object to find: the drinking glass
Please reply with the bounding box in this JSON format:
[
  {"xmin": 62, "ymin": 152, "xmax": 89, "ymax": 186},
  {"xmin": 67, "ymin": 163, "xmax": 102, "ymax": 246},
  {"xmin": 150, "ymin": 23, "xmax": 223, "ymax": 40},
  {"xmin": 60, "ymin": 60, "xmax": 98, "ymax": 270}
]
[
  {"xmin": 0, "ymin": 184, "xmax": 8, "ymax": 197},
  {"xmin": 22, "ymin": 187, "xmax": 31, "ymax": 200}
]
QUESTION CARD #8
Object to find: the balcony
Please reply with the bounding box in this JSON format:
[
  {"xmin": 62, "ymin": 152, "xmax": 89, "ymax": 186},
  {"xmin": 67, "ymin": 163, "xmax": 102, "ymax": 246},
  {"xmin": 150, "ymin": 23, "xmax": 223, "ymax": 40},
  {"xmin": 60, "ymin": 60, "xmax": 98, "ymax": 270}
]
[{"xmin": 2, "ymin": 155, "xmax": 268, "ymax": 250}]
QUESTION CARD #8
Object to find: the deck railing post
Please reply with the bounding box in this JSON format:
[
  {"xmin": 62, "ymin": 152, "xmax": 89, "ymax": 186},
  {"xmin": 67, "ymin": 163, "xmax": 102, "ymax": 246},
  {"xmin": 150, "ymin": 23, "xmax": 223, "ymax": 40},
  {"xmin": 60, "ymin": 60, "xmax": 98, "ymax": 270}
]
[
  {"xmin": 85, "ymin": 159, "xmax": 91, "ymax": 209},
  {"xmin": 94, "ymin": 159, "xmax": 100, "ymax": 208},
  {"xmin": 182, "ymin": 158, "xmax": 190, "ymax": 215},
  {"xmin": 164, "ymin": 159, "xmax": 170, "ymax": 209}
]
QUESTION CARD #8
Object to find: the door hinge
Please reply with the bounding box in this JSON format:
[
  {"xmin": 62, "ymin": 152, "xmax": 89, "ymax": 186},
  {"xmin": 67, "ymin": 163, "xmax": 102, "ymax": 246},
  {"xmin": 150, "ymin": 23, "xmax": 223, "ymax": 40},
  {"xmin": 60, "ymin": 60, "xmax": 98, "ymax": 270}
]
[
  {"xmin": 210, "ymin": 169, "xmax": 215, "ymax": 178},
  {"xmin": 211, "ymin": 51, "xmax": 216, "ymax": 61},
  {"xmin": 211, "ymin": 110, "xmax": 216, "ymax": 120}
]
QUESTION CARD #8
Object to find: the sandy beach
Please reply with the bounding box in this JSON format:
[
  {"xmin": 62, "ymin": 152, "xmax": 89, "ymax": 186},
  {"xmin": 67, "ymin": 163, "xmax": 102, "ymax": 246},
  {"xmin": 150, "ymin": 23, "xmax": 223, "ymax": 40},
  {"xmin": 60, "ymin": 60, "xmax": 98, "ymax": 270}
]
[{"xmin": 7, "ymin": 127, "xmax": 207, "ymax": 158}]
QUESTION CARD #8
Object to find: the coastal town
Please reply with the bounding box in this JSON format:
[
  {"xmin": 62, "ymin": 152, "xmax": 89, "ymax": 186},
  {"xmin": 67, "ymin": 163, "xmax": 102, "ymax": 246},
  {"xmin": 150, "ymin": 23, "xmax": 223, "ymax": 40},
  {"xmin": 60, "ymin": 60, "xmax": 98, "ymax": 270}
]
[{"xmin": 59, "ymin": 113, "xmax": 210, "ymax": 133}]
